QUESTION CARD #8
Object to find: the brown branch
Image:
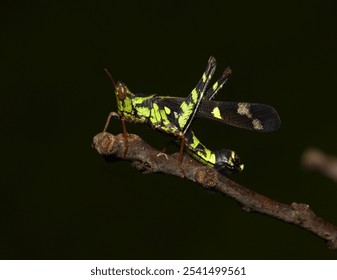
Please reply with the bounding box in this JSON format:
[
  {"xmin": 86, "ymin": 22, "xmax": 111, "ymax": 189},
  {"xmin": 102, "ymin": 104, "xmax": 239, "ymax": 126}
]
[
  {"xmin": 93, "ymin": 132, "xmax": 337, "ymax": 249},
  {"xmin": 302, "ymin": 147, "xmax": 337, "ymax": 183}
]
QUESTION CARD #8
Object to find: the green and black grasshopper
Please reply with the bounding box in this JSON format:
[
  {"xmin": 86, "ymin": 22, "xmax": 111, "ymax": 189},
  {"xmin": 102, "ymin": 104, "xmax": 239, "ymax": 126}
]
[{"xmin": 103, "ymin": 57, "xmax": 280, "ymax": 174}]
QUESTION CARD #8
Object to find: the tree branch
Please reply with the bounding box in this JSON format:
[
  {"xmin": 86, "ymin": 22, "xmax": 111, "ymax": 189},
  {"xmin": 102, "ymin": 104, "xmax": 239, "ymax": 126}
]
[
  {"xmin": 93, "ymin": 132, "xmax": 337, "ymax": 249},
  {"xmin": 302, "ymin": 147, "xmax": 337, "ymax": 183}
]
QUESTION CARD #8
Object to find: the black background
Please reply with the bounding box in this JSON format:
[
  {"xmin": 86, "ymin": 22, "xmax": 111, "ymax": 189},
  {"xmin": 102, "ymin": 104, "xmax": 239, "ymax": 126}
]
[{"xmin": 1, "ymin": 0, "xmax": 337, "ymax": 259}]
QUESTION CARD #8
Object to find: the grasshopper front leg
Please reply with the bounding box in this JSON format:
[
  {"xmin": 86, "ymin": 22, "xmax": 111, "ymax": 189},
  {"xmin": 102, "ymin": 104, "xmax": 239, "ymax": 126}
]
[
  {"xmin": 103, "ymin": 112, "xmax": 120, "ymax": 133},
  {"xmin": 103, "ymin": 112, "xmax": 129, "ymax": 157}
]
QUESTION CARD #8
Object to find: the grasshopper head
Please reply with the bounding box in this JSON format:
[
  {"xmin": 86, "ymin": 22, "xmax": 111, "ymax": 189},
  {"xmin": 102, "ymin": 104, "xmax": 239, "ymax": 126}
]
[{"xmin": 115, "ymin": 82, "xmax": 135, "ymax": 115}]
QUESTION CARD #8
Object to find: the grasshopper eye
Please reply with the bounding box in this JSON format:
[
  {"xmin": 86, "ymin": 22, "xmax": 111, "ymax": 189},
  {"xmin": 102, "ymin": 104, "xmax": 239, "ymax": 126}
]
[{"xmin": 116, "ymin": 83, "xmax": 126, "ymax": 101}]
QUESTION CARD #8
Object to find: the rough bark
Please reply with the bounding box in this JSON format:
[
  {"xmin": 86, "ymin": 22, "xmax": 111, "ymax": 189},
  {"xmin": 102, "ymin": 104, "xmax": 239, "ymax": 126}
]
[{"xmin": 93, "ymin": 132, "xmax": 337, "ymax": 249}]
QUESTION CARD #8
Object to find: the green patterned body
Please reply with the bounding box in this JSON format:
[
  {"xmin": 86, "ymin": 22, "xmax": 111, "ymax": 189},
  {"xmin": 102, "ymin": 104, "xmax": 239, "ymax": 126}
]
[{"xmin": 107, "ymin": 57, "xmax": 280, "ymax": 174}]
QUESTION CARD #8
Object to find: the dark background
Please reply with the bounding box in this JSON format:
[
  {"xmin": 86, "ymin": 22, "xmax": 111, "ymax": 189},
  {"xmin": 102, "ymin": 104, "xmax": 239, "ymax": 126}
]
[{"xmin": 1, "ymin": 0, "xmax": 337, "ymax": 259}]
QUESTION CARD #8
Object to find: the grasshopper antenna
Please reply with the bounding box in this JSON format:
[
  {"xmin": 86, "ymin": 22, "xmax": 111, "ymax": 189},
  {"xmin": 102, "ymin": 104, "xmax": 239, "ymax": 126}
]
[
  {"xmin": 104, "ymin": 68, "xmax": 116, "ymax": 88},
  {"xmin": 102, "ymin": 68, "xmax": 118, "ymax": 133}
]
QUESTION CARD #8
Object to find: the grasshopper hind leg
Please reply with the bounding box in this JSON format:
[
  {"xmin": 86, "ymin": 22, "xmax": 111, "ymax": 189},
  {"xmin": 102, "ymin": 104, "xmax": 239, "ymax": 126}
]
[
  {"xmin": 205, "ymin": 67, "xmax": 232, "ymax": 100},
  {"xmin": 184, "ymin": 130, "xmax": 244, "ymax": 175},
  {"xmin": 175, "ymin": 57, "xmax": 217, "ymax": 177}
]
